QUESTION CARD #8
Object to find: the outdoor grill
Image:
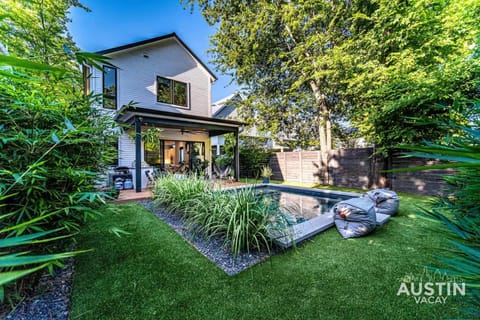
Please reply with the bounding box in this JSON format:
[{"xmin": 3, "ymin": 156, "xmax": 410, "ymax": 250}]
[{"xmin": 110, "ymin": 166, "xmax": 133, "ymax": 190}]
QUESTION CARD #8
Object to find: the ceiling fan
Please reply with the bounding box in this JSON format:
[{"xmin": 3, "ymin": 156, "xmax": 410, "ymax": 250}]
[{"xmin": 180, "ymin": 128, "xmax": 205, "ymax": 135}]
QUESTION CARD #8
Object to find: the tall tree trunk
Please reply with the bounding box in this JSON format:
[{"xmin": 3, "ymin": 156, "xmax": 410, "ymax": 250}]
[{"xmin": 310, "ymin": 80, "xmax": 332, "ymax": 184}]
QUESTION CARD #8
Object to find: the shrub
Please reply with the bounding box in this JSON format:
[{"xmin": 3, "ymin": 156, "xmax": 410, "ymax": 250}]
[
  {"xmin": 152, "ymin": 174, "xmax": 212, "ymax": 215},
  {"xmin": 239, "ymin": 139, "xmax": 272, "ymax": 178},
  {"xmin": 152, "ymin": 175, "xmax": 290, "ymax": 257},
  {"xmin": 398, "ymin": 100, "xmax": 480, "ymax": 317},
  {"xmin": 0, "ymin": 0, "xmax": 121, "ymax": 307},
  {"xmin": 0, "ymin": 53, "xmax": 118, "ymax": 305}
]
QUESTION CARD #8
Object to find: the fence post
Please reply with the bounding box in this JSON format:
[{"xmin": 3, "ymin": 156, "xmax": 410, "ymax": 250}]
[{"xmin": 299, "ymin": 151, "xmax": 303, "ymax": 183}]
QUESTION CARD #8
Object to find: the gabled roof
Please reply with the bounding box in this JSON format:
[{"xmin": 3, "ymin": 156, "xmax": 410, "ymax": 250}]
[
  {"xmin": 95, "ymin": 32, "xmax": 217, "ymax": 81},
  {"xmin": 212, "ymin": 92, "xmax": 243, "ymax": 120}
]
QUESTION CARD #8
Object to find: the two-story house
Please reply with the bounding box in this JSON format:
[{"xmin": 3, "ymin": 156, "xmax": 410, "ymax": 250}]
[{"xmin": 86, "ymin": 33, "xmax": 242, "ymax": 192}]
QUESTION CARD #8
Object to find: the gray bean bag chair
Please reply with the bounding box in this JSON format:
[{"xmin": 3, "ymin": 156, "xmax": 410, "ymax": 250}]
[
  {"xmin": 333, "ymin": 198, "xmax": 376, "ymax": 239},
  {"xmin": 363, "ymin": 189, "xmax": 399, "ymax": 216}
]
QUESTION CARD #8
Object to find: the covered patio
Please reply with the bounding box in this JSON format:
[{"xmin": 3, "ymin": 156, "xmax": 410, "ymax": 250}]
[{"xmin": 115, "ymin": 106, "xmax": 244, "ymax": 192}]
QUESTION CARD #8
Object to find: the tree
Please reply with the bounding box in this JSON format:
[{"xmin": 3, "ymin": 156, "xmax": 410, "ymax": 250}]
[
  {"xmin": 187, "ymin": 0, "xmax": 478, "ymax": 156},
  {"xmin": 184, "ymin": 0, "xmax": 362, "ymax": 168},
  {"xmin": 0, "ymin": 0, "xmax": 88, "ymax": 66},
  {"xmin": 341, "ymin": 0, "xmax": 480, "ymax": 154}
]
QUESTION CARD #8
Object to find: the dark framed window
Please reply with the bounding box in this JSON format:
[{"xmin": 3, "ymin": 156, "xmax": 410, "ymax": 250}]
[
  {"xmin": 82, "ymin": 65, "xmax": 91, "ymax": 95},
  {"xmin": 110, "ymin": 139, "xmax": 119, "ymax": 166},
  {"xmin": 156, "ymin": 76, "xmax": 188, "ymax": 108},
  {"xmin": 103, "ymin": 66, "xmax": 117, "ymax": 109}
]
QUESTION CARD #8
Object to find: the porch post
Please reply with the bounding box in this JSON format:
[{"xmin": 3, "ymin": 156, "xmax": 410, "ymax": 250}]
[
  {"xmin": 135, "ymin": 116, "xmax": 142, "ymax": 192},
  {"xmin": 234, "ymin": 129, "xmax": 240, "ymax": 181}
]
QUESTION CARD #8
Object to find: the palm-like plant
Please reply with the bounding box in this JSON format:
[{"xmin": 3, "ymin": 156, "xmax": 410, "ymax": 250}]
[
  {"xmin": 0, "ymin": 52, "xmax": 116, "ymax": 303},
  {"xmin": 397, "ymin": 100, "xmax": 480, "ymax": 317},
  {"xmin": 0, "ymin": 206, "xmax": 85, "ymax": 300}
]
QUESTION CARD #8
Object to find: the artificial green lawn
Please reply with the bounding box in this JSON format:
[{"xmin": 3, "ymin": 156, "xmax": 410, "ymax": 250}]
[{"xmin": 70, "ymin": 192, "xmax": 463, "ymax": 320}]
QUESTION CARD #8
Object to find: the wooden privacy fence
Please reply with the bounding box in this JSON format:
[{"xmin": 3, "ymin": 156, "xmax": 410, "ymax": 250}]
[{"xmin": 269, "ymin": 148, "xmax": 452, "ymax": 195}]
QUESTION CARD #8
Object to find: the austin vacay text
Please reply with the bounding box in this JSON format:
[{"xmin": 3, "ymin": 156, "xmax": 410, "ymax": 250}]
[{"xmin": 397, "ymin": 281, "xmax": 466, "ymax": 304}]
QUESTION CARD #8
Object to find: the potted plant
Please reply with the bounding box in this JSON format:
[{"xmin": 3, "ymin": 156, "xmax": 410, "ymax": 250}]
[{"xmin": 261, "ymin": 165, "xmax": 273, "ymax": 183}]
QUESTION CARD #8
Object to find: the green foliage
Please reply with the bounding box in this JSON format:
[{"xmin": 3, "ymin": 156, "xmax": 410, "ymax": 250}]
[
  {"xmin": 152, "ymin": 175, "xmax": 288, "ymax": 256},
  {"xmin": 260, "ymin": 165, "xmax": 273, "ymax": 179},
  {"xmin": 186, "ymin": 0, "xmax": 359, "ymax": 153},
  {"xmin": 342, "ymin": 0, "xmax": 480, "ymax": 153},
  {"xmin": 239, "ymin": 139, "xmax": 272, "ymax": 178},
  {"xmin": 152, "ymin": 174, "xmax": 211, "ymax": 214},
  {"xmin": 213, "ymin": 133, "xmax": 235, "ymax": 169},
  {"xmin": 127, "ymin": 127, "xmax": 163, "ymax": 151},
  {"xmin": 188, "ymin": 0, "xmax": 479, "ymax": 154},
  {"xmin": 0, "ymin": 0, "xmax": 118, "ymax": 305},
  {"xmin": 398, "ymin": 100, "xmax": 480, "ymax": 316},
  {"xmin": 214, "ymin": 154, "xmax": 232, "ymax": 168},
  {"xmin": 0, "ymin": 59, "xmax": 117, "ymax": 231},
  {"xmin": 184, "ymin": 187, "xmax": 287, "ymax": 257},
  {"xmin": 0, "ymin": 0, "xmax": 88, "ymax": 66}
]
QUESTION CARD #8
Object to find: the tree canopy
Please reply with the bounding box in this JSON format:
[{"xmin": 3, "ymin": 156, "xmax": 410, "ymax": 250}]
[
  {"xmin": 185, "ymin": 0, "xmax": 364, "ymax": 159},
  {"xmin": 186, "ymin": 0, "xmax": 479, "ymax": 153},
  {"xmin": 342, "ymin": 0, "xmax": 480, "ymax": 153}
]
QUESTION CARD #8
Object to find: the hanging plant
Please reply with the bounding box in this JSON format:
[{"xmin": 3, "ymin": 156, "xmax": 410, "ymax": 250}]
[{"xmin": 127, "ymin": 127, "xmax": 163, "ymax": 150}]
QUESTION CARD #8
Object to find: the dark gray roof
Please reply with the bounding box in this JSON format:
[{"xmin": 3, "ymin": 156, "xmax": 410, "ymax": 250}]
[{"xmin": 213, "ymin": 103, "xmax": 237, "ymax": 120}]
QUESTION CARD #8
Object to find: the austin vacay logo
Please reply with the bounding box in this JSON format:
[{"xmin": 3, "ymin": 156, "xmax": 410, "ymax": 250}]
[{"xmin": 397, "ymin": 267, "xmax": 466, "ymax": 304}]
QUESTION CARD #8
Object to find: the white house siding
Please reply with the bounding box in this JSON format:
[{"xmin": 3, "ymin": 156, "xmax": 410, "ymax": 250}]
[
  {"xmin": 94, "ymin": 38, "xmax": 212, "ymax": 118},
  {"xmin": 89, "ymin": 35, "xmax": 220, "ymax": 190}
]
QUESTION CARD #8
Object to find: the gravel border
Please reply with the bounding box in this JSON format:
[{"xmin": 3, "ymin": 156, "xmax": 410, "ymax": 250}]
[
  {"xmin": 140, "ymin": 200, "xmax": 279, "ymax": 275},
  {"xmin": 6, "ymin": 258, "xmax": 74, "ymax": 320}
]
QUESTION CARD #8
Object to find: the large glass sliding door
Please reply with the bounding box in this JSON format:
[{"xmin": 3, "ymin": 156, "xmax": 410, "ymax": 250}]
[
  {"xmin": 189, "ymin": 142, "xmax": 206, "ymax": 174},
  {"xmin": 163, "ymin": 140, "xmax": 190, "ymax": 172},
  {"xmin": 144, "ymin": 139, "xmax": 205, "ymax": 174}
]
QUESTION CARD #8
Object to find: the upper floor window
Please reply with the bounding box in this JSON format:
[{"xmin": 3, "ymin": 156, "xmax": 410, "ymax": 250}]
[
  {"xmin": 156, "ymin": 76, "xmax": 188, "ymax": 108},
  {"xmin": 82, "ymin": 65, "xmax": 91, "ymax": 95},
  {"xmin": 103, "ymin": 66, "xmax": 117, "ymax": 109}
]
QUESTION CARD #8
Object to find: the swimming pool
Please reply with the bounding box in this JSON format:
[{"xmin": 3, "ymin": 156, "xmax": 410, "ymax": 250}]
[
  {"xmin": 228, "ymin": 184, "xmax": 360, "ymax": 247},
  {"xmin": 255, "ymin": 186, "xmax": 346, "ymax": 223}
]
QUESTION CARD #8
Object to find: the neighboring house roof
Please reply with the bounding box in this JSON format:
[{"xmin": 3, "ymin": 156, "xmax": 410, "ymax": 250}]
[
  {"xmin": 213, "ymin": 103, "xmax": 237, "ymax": 120},
  {"xmin": 95, "ymin": 32, "xmax": 217, "ymax": 81},
  {"xmin": 211, "ymin": 93, "xmax": 295, "ymax": 149},
  {"xmin": 212, "ymin": 92, "xmax": 242, "ymax": 120}
]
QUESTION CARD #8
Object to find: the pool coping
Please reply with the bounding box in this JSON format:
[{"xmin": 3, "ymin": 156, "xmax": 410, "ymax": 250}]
[{"xmin": 222, "ymin": 183, "xmax": 362, "ymax": 198}]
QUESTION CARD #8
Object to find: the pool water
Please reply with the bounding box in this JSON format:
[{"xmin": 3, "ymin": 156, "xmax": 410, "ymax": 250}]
[{"xmin": 256, "ymin": 187, "xmax": 344, "ymax": 224}]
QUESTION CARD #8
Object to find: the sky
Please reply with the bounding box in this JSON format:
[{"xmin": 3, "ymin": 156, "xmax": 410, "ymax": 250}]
[{"xmin": 67, "ymin": 0, "xmax": 237, "ymax": 102}]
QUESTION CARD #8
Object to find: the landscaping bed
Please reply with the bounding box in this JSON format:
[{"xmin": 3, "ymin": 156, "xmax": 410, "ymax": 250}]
[
  {"xmin": 5, "ymin": 259, "xmax": 74, "ymax": 320},
  {"xmin": 139, "ymin": 200, "xmax": 276, "ymax": 275}
]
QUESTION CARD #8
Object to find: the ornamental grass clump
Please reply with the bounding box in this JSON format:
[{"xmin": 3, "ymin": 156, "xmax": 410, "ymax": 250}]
[
  {"xmin": 152, "ymin": 176, "xmax": 290, "ymax": 257},
  {"xmin": 186, "ymin": 187, "xmax": 289, "ymax": 257},
  {"xmin": 219, "ymin": 187, "xmax": 288, "ymax": 257},
  {"xmin": 152, "ymin": 174, "xmax": 212, "ymax": 216}
]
